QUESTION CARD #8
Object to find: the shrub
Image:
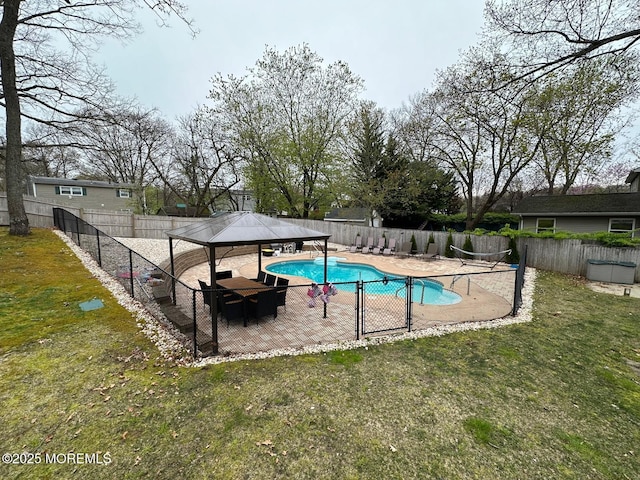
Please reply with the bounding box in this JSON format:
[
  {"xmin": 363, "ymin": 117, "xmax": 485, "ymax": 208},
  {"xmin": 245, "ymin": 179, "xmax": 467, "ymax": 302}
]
[
  {"xmin": 462, "ymin": 235, "xmax": 474, "ymax": 259},
  {"xmin": 444, "ymin": 231, "xmax": 455, "ymax": 258},
  {"xmin": 411, "ymin": 235, "xmax": 418, "ymax": 255},
  {"xmin": 496, "ymin": 224, "xmax": 640, "ymax": 248},
  {"xmin": 506, "ymin": 236, "xmax": 520, "ymax": 264},
  {"xmin": 410, "ymin": 234, "xmax": 418, "ymax": 254}
]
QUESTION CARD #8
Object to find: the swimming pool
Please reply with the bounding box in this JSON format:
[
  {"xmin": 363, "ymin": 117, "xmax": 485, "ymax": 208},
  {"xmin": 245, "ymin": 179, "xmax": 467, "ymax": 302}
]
[{"xmin": 265, "ymin": 258, "xmax": 461, "ymax": 305}]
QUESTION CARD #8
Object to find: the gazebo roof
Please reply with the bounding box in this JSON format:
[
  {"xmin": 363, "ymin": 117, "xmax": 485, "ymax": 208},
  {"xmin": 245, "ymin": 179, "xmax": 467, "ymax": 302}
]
[{"xmin": 165, "ymin": 211, "xmax": 331, "ymax": 247}]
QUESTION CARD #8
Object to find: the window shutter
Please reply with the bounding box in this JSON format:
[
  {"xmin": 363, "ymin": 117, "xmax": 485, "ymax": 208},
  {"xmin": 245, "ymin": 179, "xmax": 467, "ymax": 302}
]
[
  {"xmin": 82, "ymin": 187, "xmax": 87, "ymax": 196},
  {"xmin": 116, "ymin": 189, "xmax": 120, "ymax": 198},
  {"xmin": 55, "ymin": 186, "xmax": 60, "ymax": 195}
]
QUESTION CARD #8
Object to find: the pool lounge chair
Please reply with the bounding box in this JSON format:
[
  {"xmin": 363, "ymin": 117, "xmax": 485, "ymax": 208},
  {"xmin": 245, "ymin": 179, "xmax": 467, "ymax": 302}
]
[
  {"xmin": 382, "ymin": 238, "xmax": 397, "ymax": 256},
  {"xmin": 424, "ymin": 243, "xmax": 439, "ymax": 260},
  {"xmin": 395, "ymin": 242, "xmax": 412, "ymax": 257},
  {"xmin": 372, "ymin": 237, "xmax": 386, "ymax": 254},
  {"xmin": 362, "ymin": 237, "xmax": 374, "ymax": 253},
  {"xmin": 349, "ymin": 236, "xmax": 363, "ymax": 253}
]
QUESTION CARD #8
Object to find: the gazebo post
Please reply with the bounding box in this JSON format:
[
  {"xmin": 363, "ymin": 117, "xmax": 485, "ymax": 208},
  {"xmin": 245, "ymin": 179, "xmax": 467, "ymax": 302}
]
[
  {"xmin": 257, "ymin": 243, "xmax": 262, "ymax": 276},
  {"xmin": 209, "ymin": 245, "xmax": 218, "ymax": 355}
]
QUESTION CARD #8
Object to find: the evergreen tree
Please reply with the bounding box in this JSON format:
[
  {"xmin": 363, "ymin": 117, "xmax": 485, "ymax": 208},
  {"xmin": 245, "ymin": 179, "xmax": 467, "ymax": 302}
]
[
  {"xmin": 445, "ymin": 231, "xmax": 455, "ymax": 258},
  {"xmin": 462, "ymin": 235, "xmax": 474, "ymax": 259},
  {"xmin": 506, "ymin": 236, "xmax": 520, "ymax": 264},
  {"xmin": 410, "ymin": 234, "xmax": 418, "ymax": 254}
]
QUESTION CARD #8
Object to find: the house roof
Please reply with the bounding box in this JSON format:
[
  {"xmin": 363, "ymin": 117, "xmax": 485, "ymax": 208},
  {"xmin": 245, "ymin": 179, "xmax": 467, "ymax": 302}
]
[
  {"xmin": 513, "ymin": 192, "xmax": 640, "ymax": 216},
  {"xmin": 165, "ymin": 211, "xmax": 331, "ymax": 247},
  {"xmin": 28, "ymin": 175, "xmax": 134, "ymax": 189},
  {"xmin": 324, "ymin": 207, "xmax": 369, "ymax": 221}
]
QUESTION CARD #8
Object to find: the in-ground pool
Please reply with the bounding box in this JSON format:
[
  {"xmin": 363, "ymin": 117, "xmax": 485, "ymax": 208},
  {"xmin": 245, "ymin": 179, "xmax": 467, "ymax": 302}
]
[{"xmin": 265, "ymin": 257, "xmax": 461, "ymax": 305}]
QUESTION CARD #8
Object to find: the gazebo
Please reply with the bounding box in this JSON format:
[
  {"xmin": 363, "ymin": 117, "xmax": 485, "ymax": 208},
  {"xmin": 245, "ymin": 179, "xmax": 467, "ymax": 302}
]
[{"xmin": 165, "ymin": 212, "xmax": 332, "ymax": 354}]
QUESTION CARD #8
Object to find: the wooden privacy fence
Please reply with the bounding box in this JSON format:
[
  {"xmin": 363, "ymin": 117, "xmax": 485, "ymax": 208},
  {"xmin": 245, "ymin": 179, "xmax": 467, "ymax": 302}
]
[
  {"xmin": 0, "ymin": 194, "xmax": 208, "ymax": 236},
  {"xmin": 286, "ymin": 219, "xmax": 640, "ymax": 282},
  {"xmin": 2, "ymin": 196, "xmax": 639, "ymax": 281}
]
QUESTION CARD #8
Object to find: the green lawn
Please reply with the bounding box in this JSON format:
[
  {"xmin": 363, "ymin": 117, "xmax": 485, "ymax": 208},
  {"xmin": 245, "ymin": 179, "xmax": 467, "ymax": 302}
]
[{"xmin": 1, "ymin": 228, "xmax": 639, "ymax": 479}]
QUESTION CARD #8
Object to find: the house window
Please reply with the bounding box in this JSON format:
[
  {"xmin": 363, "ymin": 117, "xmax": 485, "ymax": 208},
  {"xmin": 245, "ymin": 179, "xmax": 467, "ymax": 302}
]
[
  {"xmin": 609, "ymin": 218, "xmax": 635, "ymax": 235},
  {"xmin": 536, "ymin": 218, "xmax": 556, "ymax": 233},
  {"xmin": 117, "ymin": 189, "xmax": 131, "ymax": 198},
  {"xmin": 57, "ymin": 186, "xmax": 84, "ymax": 196}
]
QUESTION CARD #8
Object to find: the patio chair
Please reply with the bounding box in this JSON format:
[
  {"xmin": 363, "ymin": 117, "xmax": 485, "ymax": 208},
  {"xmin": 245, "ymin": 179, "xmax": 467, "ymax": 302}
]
[
  {"xmin": 215, "ymin": 270, "xmax": 232, "ymax": 280},
  {"xmin": 198, "ymin": 279, "xmax": 212, "ymax": 309},
  {"xmin": 425, "ymin": 243, "xmax": 439, "ymax": 260},
  {"xmin": 248, "ymin": 288, "xmax": 277, "ymax": 323},
  {"xmin": 202, "ymin": 278, "xmax": 234, "ymax": 313},
  {"xmin": 253, "ymin": 271, "xmax": 266, "ymax": 283},
  {"xmin": 362, "ymin": 236, "xmax": 374, "ymax": 253},
  {"xmin": 221, "ymin": 291, "xmax": 245, "ymax": 327},
  {"xmin": 275, "ymin": 277, "xmax": 289, "ymax": 312},
  {"xmin": 349, "ymin": 236, "xmax": 363, "ymax": 253},
  {"xmin": 372, "ymin": 237, "xmax": 386, "ymax": 254},
  {"xmin": 383, "ymin": 238, "xmax": 397, "ymax": 256},
  {"xmin": 264, "ymin": 273, "xmax": 277, "ymax": 286}
]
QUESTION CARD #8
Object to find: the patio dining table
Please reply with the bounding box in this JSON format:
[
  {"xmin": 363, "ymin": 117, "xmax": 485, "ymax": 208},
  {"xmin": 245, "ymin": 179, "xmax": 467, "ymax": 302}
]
[
  {"xmin": 215, "ymin": 277, "xmax": 272, "ymax": 326},
  {"xmin": 216, "ymin": 276, "xmax": 271, "ymax": 296}
]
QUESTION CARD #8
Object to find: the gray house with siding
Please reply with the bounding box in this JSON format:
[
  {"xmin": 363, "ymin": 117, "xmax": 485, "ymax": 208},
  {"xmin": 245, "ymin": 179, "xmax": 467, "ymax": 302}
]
[
  {"xmin": 26, "ymin": 176, "xmax": 135, "ymax": 211},
  {"xmin": 513, "ymin": 192, "xmax": 640, "ymax": 237}
]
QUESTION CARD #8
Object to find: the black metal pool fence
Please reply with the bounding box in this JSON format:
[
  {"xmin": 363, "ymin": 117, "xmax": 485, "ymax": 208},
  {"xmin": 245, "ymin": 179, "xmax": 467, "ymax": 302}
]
[{"xmin": 53, "ymin": 208, "xmax": 527, "ymax": 358}]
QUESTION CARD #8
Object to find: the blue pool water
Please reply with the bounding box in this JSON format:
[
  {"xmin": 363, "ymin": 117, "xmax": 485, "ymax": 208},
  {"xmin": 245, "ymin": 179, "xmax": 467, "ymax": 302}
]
[{"xmin": 265, "ymin": 258, "xmax": 461, "ymax": 305}]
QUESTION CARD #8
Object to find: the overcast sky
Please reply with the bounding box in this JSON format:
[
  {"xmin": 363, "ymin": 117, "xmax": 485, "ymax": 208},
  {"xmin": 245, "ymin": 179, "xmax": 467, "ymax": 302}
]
[{"xmin": 97, "ymin": 1, "xmax": 486, "ymax": 120}]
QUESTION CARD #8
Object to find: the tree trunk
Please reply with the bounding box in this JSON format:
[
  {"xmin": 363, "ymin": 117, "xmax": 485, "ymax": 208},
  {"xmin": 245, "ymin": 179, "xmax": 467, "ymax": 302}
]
[
  {"xmin": 464, "ymin": 193, "xmax": 474, "ymax": 231},
  {"xmin": 0, "ymin": 1, "xmax": 29, "ymax": 236}
]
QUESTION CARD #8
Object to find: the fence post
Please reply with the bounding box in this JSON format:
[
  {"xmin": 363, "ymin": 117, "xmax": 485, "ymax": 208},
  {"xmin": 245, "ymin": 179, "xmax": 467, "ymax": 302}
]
[
  {"xmin": 355, "ymin": 280, "xmax": 362, "ymax": 340},
  {"xmin": 512, "ymin": 245, "xmax": 528, "ymax": 316},
  {"xmin": 59, "ymin": 208, "xmax": 65, "ymax": 232},
  {"xmin": 128, "ymin": 249, "xmax": 135, "ymax": 298},
  {"xmin": 75, "ymin": 215, "xmax": 81, "ymax": 247},
  {"xmin": 406, "ymin": 276, "xmax": 413, "ymax": 332},
  {"xmin": 192, "ymin": 289, "xmax": 197, "ymax": 358},
  {"xmin": 96, "ymin": 229, "xmax": 102, "ymax": 267}
]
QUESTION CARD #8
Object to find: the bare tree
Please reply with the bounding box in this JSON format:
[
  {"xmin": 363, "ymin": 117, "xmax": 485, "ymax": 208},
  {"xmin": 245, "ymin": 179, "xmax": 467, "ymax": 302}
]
[
  {"xmin": 76, "ymin": 106, "xmax": 174, "ymax": 214},
  {"xmin": 0, "ymin": 0, "xmax": 192, "ymax": 235},
  {"xmin": 167, "ymin": 110, "xmax": 242, "ymax": 215},
  {"xmin": 485, "ymin": 0, "xmax": 640, "ymax": 83},
  {"xmin": 418, "ymin": 49, "xmax": 542, "ymax": 229},
  {"xmin": 22, "ymin": 123, "xmax": 83, "ymax": 179},
  {"xmin": 524, "ymin": 57, "xmax": 638, "ymax": 194}
]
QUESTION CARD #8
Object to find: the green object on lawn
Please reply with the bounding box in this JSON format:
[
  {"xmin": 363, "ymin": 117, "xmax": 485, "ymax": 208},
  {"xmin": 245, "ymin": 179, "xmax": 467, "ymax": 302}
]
[{"xmin": 79, "ymin": 298, "xmax": 104, "ymax": 311}]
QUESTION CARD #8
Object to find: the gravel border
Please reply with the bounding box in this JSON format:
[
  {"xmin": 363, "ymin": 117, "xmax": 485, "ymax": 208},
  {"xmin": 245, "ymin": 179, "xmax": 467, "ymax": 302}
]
[{"xmin": 55, "ymin": 230, "xmax": 537, "ymax": 367}]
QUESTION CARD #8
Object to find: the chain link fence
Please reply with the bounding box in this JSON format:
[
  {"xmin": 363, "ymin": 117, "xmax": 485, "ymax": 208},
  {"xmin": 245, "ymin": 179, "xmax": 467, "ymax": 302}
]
[{"xmin": 54, "ymin": 208, "xmax": 526, "ymax": 359}]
